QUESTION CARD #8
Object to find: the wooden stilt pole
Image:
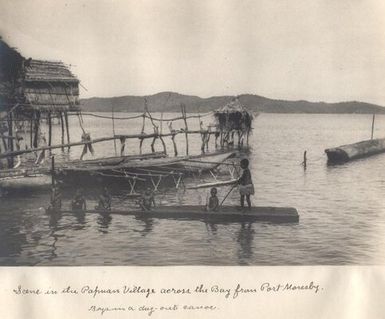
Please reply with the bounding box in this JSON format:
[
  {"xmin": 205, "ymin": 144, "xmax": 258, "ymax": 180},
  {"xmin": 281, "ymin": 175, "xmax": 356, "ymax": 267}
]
[
  {"xmin": 141, "ymin": 113, "xmax": 146, "ymax": 134},
  {"xmin": 139, "ymin": 137, "xmax": 144, "ymax": 155},
  {"xmin": 60, "ymin": 112, "xmax": 65, "ymax": 151},
  {"xmin": 1, "ymin": 135, "xmax": 7, "ymax": 153},
  {"xmin": 7, "ymin": 112, "xmax": 14, "ymax": 168},
  {"xmin": 181, "ymin": 104, "xmax": 189, "ymax": 155},
  {"xmin": 51, "ymin": 155, "xmax": 55, "ymax": 187},
  {"xmin": 160, "ymin": 112, "xmax": 163, "ymax": 134},
  {"xmin": 151, "ymin": 137, "xmax": 156, "ymax": 153},
  {"xmin": 201, "ymin": 132, "xmax": 205, "ymax": 153},
  {"xmin": 139, "ymin": 112, "xmax": 146, "ymax": 154},
  {"xmin": 171, "ymin": 134, "xmax": 178, "ymax": 156},
  {"xmin": 48, "ymin": 112, "xmax": 52, "ymax": 148},
  {"xmin": 30, "ymin": 115, "xmax": 34, "ymax": 149},
  {"xmin": 206, "ymin": 132, "xmax": 210, "ymax": 152},
  {"xmin": 112, "ymin": 107, "xmax": 117, "ymax": 155},
  {"xmin": 120, "ymin": 137, "xmax": 126, "ymax": 156},
  {"xmin": 64, "ymin": 111, "xmax": 70, "ymax": 150},
  {"xmin": 33, "ymin": 111, "xmax": 40, "ymax": 148}
]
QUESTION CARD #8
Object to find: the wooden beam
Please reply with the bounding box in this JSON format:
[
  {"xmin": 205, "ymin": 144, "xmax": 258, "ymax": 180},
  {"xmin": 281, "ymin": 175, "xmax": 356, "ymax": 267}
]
[{"xmin": 0, "ymin": 130, "xmax": 220, "ymax": 159}]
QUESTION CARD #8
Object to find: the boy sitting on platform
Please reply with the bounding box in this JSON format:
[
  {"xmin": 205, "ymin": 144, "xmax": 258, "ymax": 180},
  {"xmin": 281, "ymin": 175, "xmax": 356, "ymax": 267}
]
[
  {"xmin": 95, "ymin": 186, "xmax": 112, "ymax": 211},
  {"xmin": 207, "ymin": 187, "xmax": 219, "ymax": 212},
  {"xmin": 71, "ymin": 188, "xmax": 87, "ymax": 211},
  {"xmin": 140, "ymin": 188, "xmax": 155, "ymax": 211}
]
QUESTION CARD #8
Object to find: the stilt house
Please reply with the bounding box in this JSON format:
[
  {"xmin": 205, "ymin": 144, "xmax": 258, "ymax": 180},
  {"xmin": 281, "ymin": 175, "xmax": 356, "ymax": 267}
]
[
  {"xmin": 214, "ymin": 97, "xmax": 253, "ymax": 147},
  {"xmin": 0, "ymin": 38, "xmax": 79, "ymax": 165}
]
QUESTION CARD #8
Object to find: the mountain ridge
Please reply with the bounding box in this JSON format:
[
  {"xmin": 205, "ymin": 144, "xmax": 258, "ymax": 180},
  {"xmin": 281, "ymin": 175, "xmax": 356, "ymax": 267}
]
[{"xmin": 80, "ymin": 92, "xmax": 385, "ymax": 114}]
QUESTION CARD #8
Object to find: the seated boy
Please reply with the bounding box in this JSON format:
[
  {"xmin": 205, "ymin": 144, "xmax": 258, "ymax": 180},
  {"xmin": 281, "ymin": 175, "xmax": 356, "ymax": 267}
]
[
  {"xmin": 140, "ymin": 188, "xmax": 155, "ymax": 211},
  {"xmin": 95, "ymin": 186, "xmax": 112, "ymax": 211},
  {"xmin": 207, "ymin": 187, "xmax": 219, "ymax": 211},
  {"xmin": 71, "ymin": 189, "xmax": 87, "ymax": 211}
]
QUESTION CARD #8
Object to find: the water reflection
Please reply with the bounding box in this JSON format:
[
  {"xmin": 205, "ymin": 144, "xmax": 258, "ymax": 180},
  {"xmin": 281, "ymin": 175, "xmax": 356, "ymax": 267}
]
[
  {"xmin": 47, "ymin": 211, "xmax": 62, "ymax": 261},
  {"xmin": 236, "ymin": 222, "xmax": 254, "ymax": 264},
  {"xmin": 48, "ymin": 211, "xmax": 62, "ymax": 229},
  {"xmin": 0, "ymin": 214, "xmax": 27, "ymax": 262},
  {"xmin": 97, "ymin": 212, "xmax": 112, "ymax": 233},
  {"xmin": 73, "ymin": 211, "xmax": 86, "ymax": 228},
  {"xmin": 205, "ymin": 222, "xmax": 218, "ymax": 235},
  {"xmin": 135, "ymin": 217, "xmax": 154, "ymax": 236}
]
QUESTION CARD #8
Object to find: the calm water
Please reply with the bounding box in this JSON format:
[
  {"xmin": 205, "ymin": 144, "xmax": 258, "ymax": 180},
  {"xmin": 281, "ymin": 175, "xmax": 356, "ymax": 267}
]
[{"xmin": 1, "ymin": 113, "xmax": 385, "ymax": 265}]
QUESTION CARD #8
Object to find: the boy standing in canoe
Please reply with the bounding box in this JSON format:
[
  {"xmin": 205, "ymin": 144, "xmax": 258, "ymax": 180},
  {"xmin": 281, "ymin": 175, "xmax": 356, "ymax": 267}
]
[{"xmin": 238, "ymin": 158, "xmax": 254, "ymax": 209}]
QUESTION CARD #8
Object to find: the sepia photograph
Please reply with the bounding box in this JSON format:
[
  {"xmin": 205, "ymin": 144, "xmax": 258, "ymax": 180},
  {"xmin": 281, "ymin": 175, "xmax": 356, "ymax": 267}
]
[{"xmin": 1, "ymin": 0, "xmax": 385, "ymax": 269}]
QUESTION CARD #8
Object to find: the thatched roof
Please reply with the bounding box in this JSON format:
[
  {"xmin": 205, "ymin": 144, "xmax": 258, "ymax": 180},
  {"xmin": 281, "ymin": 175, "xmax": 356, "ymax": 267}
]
[
  {"xmin": 0, "ymin": 39, "xmax": 80, "ymax": 113},
  {"xmin": 24, "ymin": 60, "xmax": 78, "ymax": 83},
  {"xmin": 214, "ymin": 97, "xmax": 251, "ymax": 114},
  {"xmin": 214, "ymin": 97, "xmax": 253, "ymax": 131},
  {"xmin": 22, "ymin": 60, "xmax": 80, "ymax": 111}
]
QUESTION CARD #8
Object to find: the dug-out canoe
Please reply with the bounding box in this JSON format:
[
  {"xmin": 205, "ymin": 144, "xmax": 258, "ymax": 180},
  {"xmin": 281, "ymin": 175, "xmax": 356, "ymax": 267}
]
[
  {"xmin": 47, "ymin": 205, "xmax": 299, "ymax": 223},
  {"xmin": 325, "ymin": 138, "xmax": 385, "ymax": 164}
]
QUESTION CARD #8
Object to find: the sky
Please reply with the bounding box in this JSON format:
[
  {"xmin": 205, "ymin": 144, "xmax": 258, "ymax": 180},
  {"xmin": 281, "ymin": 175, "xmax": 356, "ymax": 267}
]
[{"xmin": 1, "ymin": 0, "xmax": 385, "ymax": 105}]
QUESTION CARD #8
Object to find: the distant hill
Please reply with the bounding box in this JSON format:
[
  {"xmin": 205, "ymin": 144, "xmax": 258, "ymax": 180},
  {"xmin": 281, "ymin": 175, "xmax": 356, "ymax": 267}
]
[{"xmin": 80, "ymin": 92, "xmax": 385, "ymax": 114}]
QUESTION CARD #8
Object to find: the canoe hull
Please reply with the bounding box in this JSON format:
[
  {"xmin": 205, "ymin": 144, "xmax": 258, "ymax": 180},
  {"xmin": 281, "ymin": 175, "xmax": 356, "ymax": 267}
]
[
  {"xmin": 325, "ymin": 138, "xmax": 385, "ymax": 164},
  {"xmin": 47, "ymin": 205, "xmax": 299, "ymax": 223}
]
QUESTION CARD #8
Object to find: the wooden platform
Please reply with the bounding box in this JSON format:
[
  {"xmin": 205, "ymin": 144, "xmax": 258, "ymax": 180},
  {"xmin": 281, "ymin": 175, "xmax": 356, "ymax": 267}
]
[{"xmin": 47, "ymin": 205, "xmax": 300, "ymax": 223}]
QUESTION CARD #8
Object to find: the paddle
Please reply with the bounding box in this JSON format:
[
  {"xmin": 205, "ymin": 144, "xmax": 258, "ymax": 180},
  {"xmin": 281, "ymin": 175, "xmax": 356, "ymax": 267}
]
[{"xmin": 219, "ymin": 183, "xmax": 238, "ymax": 207}]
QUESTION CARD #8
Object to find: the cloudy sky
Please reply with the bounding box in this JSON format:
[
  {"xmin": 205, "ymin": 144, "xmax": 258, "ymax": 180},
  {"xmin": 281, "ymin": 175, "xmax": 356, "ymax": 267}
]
[{"xmin": 1, "ymin": 0, "xmax": 385, "ymax": 105}]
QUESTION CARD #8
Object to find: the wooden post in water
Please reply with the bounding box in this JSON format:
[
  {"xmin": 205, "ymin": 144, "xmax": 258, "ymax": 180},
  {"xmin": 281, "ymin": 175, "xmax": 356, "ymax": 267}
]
[
  {"xmin": 371, "ymin": 114, "xmax": 375, "ymax": 140},
  {"xmin": 64, "ymin": 111, "xmax": 70, "ymax": 150},
  {"xmin": 302, "ymin": 150, "xmax": 307, "ymax": 170}
]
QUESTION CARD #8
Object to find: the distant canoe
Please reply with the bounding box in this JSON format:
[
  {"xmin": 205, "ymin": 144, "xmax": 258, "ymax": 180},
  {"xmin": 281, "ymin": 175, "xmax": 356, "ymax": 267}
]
[
  {"xmin": 325, "ymin": 138, "xmax": 385, "ymax": 164},
  {"xmin": 47, "ymin": 205, "xmax": 299, "ymax": 223}
]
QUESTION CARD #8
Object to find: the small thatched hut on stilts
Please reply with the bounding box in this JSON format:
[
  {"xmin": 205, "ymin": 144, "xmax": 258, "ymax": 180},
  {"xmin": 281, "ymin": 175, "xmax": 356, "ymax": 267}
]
[
  {"xmin": 214, "ymin": 97, "xmax": 254, "ymax": 148},
  {"xmin": 0, "ymin": 38, "xmax": 80, "ymax": 168}
]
